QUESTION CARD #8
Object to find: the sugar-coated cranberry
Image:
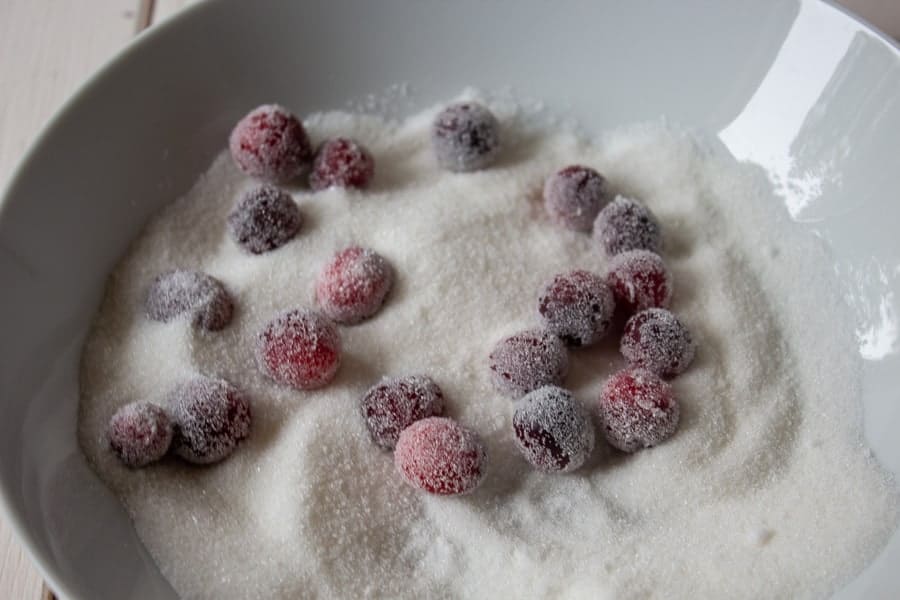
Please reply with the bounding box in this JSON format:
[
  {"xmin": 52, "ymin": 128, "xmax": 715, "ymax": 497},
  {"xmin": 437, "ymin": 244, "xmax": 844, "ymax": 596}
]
[
  {"xmin": 593, "ymin": 196, "xmax": 661, "ymax": 256},
  {"xmin": 538, "ymin": 270, "xmax": 615, "ymax": 347},
  {"xmin": 360, "ymin": 375, "xmax": 446, "ymax": 450},
  {"xmin": 431, "ymin": 102, "xmax": 500, "ymax": 172},
  {"xmin": 489, "ymin": 329, "xmax": 568, "ymax": 398},
  {"xmin": 513, "ymin": 386, "xmax": 595, "ymax": 473},
  {"xmin": 145, "ymin": 270, "xmax": 234, "ymax": 331},
  {"xmin": 315, "ymin": 246, "xmax": 394, "ymax": 325},
  {"xmin": 167, "ymin": 377, "xmax": 251, "ymax": 465},
  {"xmin": 621, "ymin": 308, "xmax": 696, "ymax": 377},
  {"xmin": 606, "ymin": 250, "xmax": 672, "ymax": 314},
  {"xmin": 310, "ymin": 137, "xmax": 375, "ymax": 191},
  {"xmin": 394, "ymin": 417, "xmax": 487, "ymax": 495},
  {"xmin": 543, "ymin": 165, "xmax": 608, "ymax": 232},
  {"xmin": 107, "ymin": 402, "xmax": 174, "ymax": 468},
  {"xmin": 256, "ymin": 309, "xmax": 342, "ymax": 389},
  {"xmin": 227, "ymin": 184, "xmax": 302, "ymax": 254},
  {"xmin": 229, "ymin": 104, "xmax": 312, "ymax": 183},
  {"xmin": 597, "ymin": 368, "xmax": 679, "ymax": 452}
]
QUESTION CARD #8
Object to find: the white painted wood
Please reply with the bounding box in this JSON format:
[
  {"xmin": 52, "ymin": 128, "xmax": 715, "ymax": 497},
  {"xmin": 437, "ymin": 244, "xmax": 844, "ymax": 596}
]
[{"xmin": 152, "ymin": 0, "xmax": 203, "ymax": 25}]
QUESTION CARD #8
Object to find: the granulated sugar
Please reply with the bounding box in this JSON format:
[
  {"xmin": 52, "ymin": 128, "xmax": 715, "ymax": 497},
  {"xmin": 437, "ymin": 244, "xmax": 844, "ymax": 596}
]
[{"xmin": 79, "ymin": 95, "xmax": 899, "ymax": 599}]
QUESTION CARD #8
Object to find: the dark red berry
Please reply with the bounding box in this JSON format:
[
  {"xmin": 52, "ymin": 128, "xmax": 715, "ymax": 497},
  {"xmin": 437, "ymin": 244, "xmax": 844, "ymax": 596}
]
[
  {"xmin": 146, "ymin": 270, "xmax": 234, "ymax": 331},
  {"xmin": 256, "ymin": 309, "xmax": 342, "ymax": 389},
  {"xmin": 227, "ymin": 184, "xmax": 302, "ymax": 254},
  {"xmin": 543, "ymin": 165, "xmax": 608, "ymax": 232},
  {"xmin": 606, "ymin": 250, "xmax": 672, "ymax": 314},
  {"xmin": 310, "ymin": 137, "xmax": 375, "ymax": 191},
  {"xmin": 538, "ymin": 270, "xmax": 615, "ymax": 347},
  {"xmin": 360, "ymin": 375, "xmax": 446, "ymax": 450},
  {"xmin": 229, "ymin": 104, "xmax": 312, "ymax": 183},
  {"xmin": 513, "ymin": 386, "xmax": 595, "ymax": 473},
  {"xmin": 597, "ymin": 368, "xmax": 679, "ymax": 452},
  {"xmin": 621, "ymin": 308, "xmax": 696, "ymax": 377},
  {"xmin": 431, "ymin": 102, "xmax": 500, "ymax": 172},
  {"xmin": 394, "ymin": 417, "xmax": 486, "ymax": 495},
  {"xmin": 315, "ymin": 246, "xmax": 394, "ymax": 324},
  {"xmin": 593, "ymin": 196, "xmax": 661, "ymax": 256},
  {"xmin": 489, "ymin": 329, "xmax": 568, "ymax": 398},
  {"xmin": 107, "ymin": 402, "xmax": 173, "ymax": 468},
  {"xmin": 167, "ymin": 377, "xmax": 251, "ymax": 465}
]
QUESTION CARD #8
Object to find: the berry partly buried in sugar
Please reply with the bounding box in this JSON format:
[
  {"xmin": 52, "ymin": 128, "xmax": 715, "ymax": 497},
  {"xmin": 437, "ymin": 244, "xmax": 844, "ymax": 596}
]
[
  {"xmin": 145, "ymin": 270, "xmax": 234, "ymax": 331},
  {"xmin": 621, "ymin": 308, "xmax": 696, "ymax": 377},
  {"xmin": 316, "ymin": 246, "xmax": 394, "ymax": 325},
  {"xmin": 229, "ymin": 104, "xmax": 312, "ymax": 183},
  {"xmin": 538, "ymin": 269, "xmax": 615, "ymax": 347},
  {"xmin": 167, "ymin": 376, "xmax": 251, "ymax": 465},
  {"xmin": 513, "ymin": 386, "xmax": 595, "ymax": 473},
  {"xmin": 228, "ymin": 184, "xmax": 302, "ymax": 254},
  {"xmin": 543, "ymin": 165, "xmax": 608, "ymax": 232},
  {"xmin": 394, "ymin": 417, "xmax": 487, "ymax": 495},
  {"xmin": 431, "ymin": 102, "xmax": 500, "ymax": 172},
  {"xmin": 107, "ymin": 402, "xmax": 174, "ymax": 468},
  {"xmin": 310, "ymin": 137, "xmax": 375, "ymax": 191},
  {"xmin": 489, "ymin": 329, "xmax": 569, "ymax": 398},
  {"xmin": 606, "ymin": 250, "xmax": 673, "ymax": 314},
  {"xmin": 593, "ymin": 196, "xmax": 661, "ymax": 256},
  {"xmin": 257, "ymin": 309, "xmax": 342, "ymax": 390},
  {"xmin": 597, "ymin": 368, "xmax": 679, "ymax": 452},
  {"xmin": 360, "ymin": 375, "xmax": 446, "ymax": 450}
]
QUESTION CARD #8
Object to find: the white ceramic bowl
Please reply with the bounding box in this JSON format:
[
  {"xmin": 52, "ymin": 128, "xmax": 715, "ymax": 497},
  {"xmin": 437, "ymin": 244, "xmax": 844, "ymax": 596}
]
[{"xmin": 2, "ymin": 0, "xmax": 899, "ymax": 597}]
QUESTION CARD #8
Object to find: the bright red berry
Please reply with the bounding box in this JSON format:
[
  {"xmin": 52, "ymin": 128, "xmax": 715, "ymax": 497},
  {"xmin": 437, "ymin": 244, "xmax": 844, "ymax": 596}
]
[
  {"xmin": 229, "ymin": 104, "xmax": 312, "ymax": 183},
  {"xmin": 360, "ymin": 375, "xmax": 446, "ymax": 450},
  {"xmin": 593, "ymin": 196, "xmax": 661, "ymax": 256},
  {"xmin": 538, "ymin": 270, "xmax": 615, "ymax": 347},
  {"xmin": 256, "ymin": 309, "xmax": 342, "ymax": 389},
  {"xmin": 543, "ymin": 165, "xmax": 608, "ymax": 232},
  {"xmin": 167, "ymin": 377, "xmax": 251, "ymax": 464},
  {"xmin": 394, "ymin": 417, "xmax": 487, "ymax": 495},
  {"xmin": 606, "ymin": 250, "xmax": 672, "ymax": 314},
  {"xmin": 597, "ymin": 368, "xmax": 679, "ymax": 452},
  {"xmin": 315, "ymin": 246, "xmax": 394, "ymax": 325},
  {"xmin": 489, "ymin": 329, "xmax": 568, "ymax": 398},
  {"xmin": 145, "ymin": 270, "xmax": 234, "ymax": 331},
  {"xmin": 107, "ymin": 402, "xmax": 174, "ymax": 468},
  {"xmin": 621, "ymin": 308, "xmax": 696, "ymax": 377},
  {"xmin": 513, "ymin": 386, "xmax": 595, "ymax": 473},
  {"xmin": 310, "ymin": 137, "xmax": 375, "ymax": 191},
  {"xmin": 431, "ymin": 102, "xmax": 500, "ymax": 172},
  {"xmin": 228, "ymin": 184, "xmax": 302, "ymax": 254}
]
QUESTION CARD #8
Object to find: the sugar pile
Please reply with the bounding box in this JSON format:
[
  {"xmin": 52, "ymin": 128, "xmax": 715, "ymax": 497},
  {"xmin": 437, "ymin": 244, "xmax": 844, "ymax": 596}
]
[{"xmin": 79, "ymin": 95, "xmax": 899, "ymax": 599}]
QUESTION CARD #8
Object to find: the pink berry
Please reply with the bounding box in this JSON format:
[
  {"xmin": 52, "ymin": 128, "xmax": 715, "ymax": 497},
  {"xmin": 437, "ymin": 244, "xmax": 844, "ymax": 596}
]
[
  {"xmin": 538, "ymin": 270, "xmax": 615, "ymax": 347},
  {"xmin": 431, "ymin": 102, "xmax": 500, "ymax": 172},
  {"xmin": 310, "ymin": 137, "xmax": 375, "ymax": 191},
  {"xmin": 513, "ymin": 386, "xmax": 595, "ymax": 473},
  {"xmin": 597, "ymin": 368, "xmax": 679, "ymax": 452},
  {"xmin": 107, "ymin": 402, "xmax": 174, "ymax": 468},
  {"xmin": 621, "ymin": 308, "xmax": 696, "ymax": 377},
  {"xmin": 360, "ymin": 375, "xmax": 446, "ymax": 450},
  {"xmin": 256, "ymin": 309, "xmax": 342, "ymax": 389},
  {"xmin": 167, "ymin": 377, "xmax": 251, "ymax": 465},
  {"xmin": 315, "ymin": 246, "xmax": 394, "ymax": 324},
  {"xmin": 489, "ymin": 329, "xmax": 568, "ymax": 398},
  {"xmin": 394, "ymin": 417, "xmax": 487, "ymax": 495},
  {"xmin": 606, "ymin": 250, "xmax": 673, "ymax": 314},
  {"xmin": 543, "ymin": 165, "xmax": 608, "ymax": 232},
  {"xmin": 593, "ymin": 196, "xmax": 661, "ymax": 256},
  {"xmin": 228, "ymin": 184, "xmax": 302, "ymax": 254},
  {"xmin": 146, "ymin": 270, "xmax": 234, "ymax": 331},
  {"xmin": 229, "ymin": 104, "xmax": 312, "ymax": 183}
]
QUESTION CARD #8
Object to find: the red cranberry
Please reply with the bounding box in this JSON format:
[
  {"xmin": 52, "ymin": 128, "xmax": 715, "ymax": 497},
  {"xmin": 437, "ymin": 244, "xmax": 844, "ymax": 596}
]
[
  {"xmin": 229, "ymin": 104, "xmax": 312, "ymax": 183},
  {"xmin": 256, "ymin": 309, "xmax": 342, "ymax": 389},
  {"xmin": 513, "ymin": 386, "xmax": 595, "ymax": 473},
  {"xmin": 488, "ymin": 329, "xmax": 568, "ymax": 398},
  {"xmin": 167, "ymin": 377, "xmax": 251, "ymax": 465},
  {"xmin": 593, "ymin": 196, "xmax": 661, "ymax": 256},
  {"xmin": 315, "ymin": 246, "xmax": 394, "ymax": 325},
  {"xmin": 310, "ymin": 137, "xmax": 375, "ymax": 191},
  {"xmin": 145, "ymin": 270, "xmax": 234, "ymax": 331},
  {"xmin": 538, "ymin": 270, "xmax": 615, "ymax": 347},
  {"xmin": 394, "ymin": 417, "xmax": 487, "ymax": 495},
  {"xmin": 597, "ymin": 368, "xmax": 679, "ymax": 452},
  {"xmin": 228, "ymin": 184, "xmax": 302, "ymax": 254},
  {"xmin": 606, "ymin": 250, "xmax": 672, "ymax": 314},
  {"xmin": 107, "ymin": 402, "xmax": 173, "ymax": 468},
  {"xmin": 431, "ymin": 102, "xmax": 500, "ymax": 172},
  {"xmin": 621, "ymin": 308, "xmax": 696, "ymax": 377},
  {"xmin": 543, "ymin": 165, "xmax": 608, "ymax": 232},
  {"xmin": 360, "ymin": 375, "xmax": 446, "ymax": 450}
]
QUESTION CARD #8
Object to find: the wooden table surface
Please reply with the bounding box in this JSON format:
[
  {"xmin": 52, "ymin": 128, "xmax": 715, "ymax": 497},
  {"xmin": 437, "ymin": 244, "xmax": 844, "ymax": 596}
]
[{"xmin": 0, "ymin": 0, "xmax": 897, "ymax": 598}]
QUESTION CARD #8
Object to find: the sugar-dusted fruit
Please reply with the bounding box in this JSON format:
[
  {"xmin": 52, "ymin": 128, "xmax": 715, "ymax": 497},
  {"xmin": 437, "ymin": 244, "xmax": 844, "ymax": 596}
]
[
  {"xmin": 593, "ymin": 196, "xmax": 661, "ymax": 256},
  {"xmin": 228, "ymin": 184, "xmax": 302, "ymax": 254},
  {"xmin": 229, "ymin": 104, "xmax": 312, "ymax": 183},
  {"xmin": 310, "ymin": 137, "xmax": 375, "ymax": 191},
  {"xmin": 256, "ymin": 309, "xmax": 342, "ymax": 389},
  {"xmin": 513, "ymin": 386, "xmax": 595, "ymax": 473},
  {"xmin": 315, "ymin": 246, "xmax": 394, "ymax": 325},
  {"xmin": 145, "ymin": 270, "xmax": 234, "ymax": 331},
  {"xmin": 360, "ymin": 375, "xmax": 446, "ymax": 450},
  {"xmin": 167, "ymin": 376, "xmax": 251, "ymax": 465},
  {"xmin": 621, "ymin": 308, "xmax": 696, "ymax": 377},
  {"xmin": 431, "ymin": 102, "xmax": 500, "ymax": 172},
  {"xmin": 543, "ymin": 165, "xmax": 608, "ymax": 232},
  {"xmin": 538, "ymin": 269, "xmax": 615, "ymax": 347},
  {"xmin": 597, "ymin": 368, "xmax": 679, "ymax": 452},
  {"xmin": 394, "ymin": 417, "xmax": 487, "ymax": 495},
  {"xmin": 107, "ymin": 402, "xmax": 174, "ymax": 468},
  {"xmin": 606, "ymin": 250, "xmax": 673, "ymax": 314},
  {"xmin": 489, "ymin": 329, "xmax": 568, "ymax": 398}
]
